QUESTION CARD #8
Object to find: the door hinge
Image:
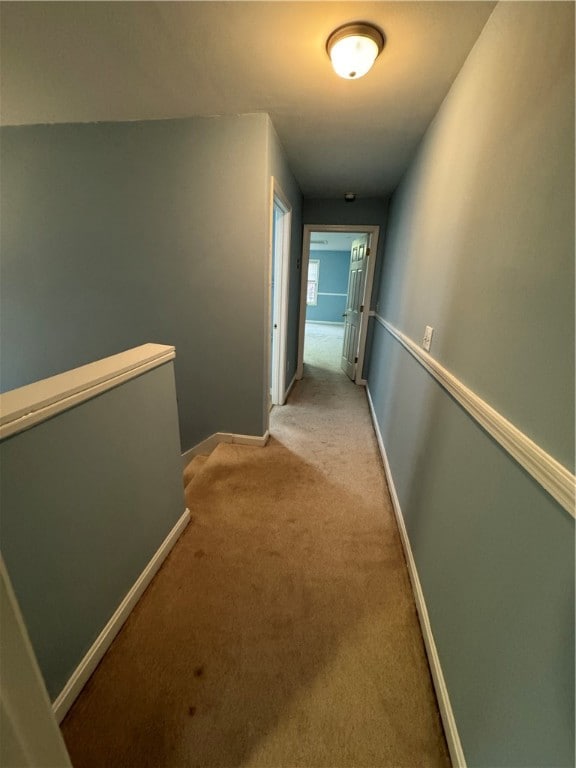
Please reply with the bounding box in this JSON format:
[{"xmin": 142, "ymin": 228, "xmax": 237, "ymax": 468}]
[
  {"xmin": 366, "ymin": 247, "xmax": 371, "ymax": 256},
  {"xmin": 354, "ymin": 356, "xmax": 358, "ymax": 363},
  {"xmin": 360, "ymin": 304, "xmax": 364, "ymax": 313}
]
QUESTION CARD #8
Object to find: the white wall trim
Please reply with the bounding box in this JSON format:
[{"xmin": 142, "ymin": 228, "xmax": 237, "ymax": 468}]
[
  {"xmin": 365, "ymin": 387, "xmax": 467, "ymax": 768},
  {"xmin": 373, "ymin": 315, "xmax": 575, "ymax": 517},
  {"xmin": 0, "ymin": 344, "xmax": 175, "ymax": 441},
  {"xmin": 182, "ymin": 431, "xmax": 270, "ymax": 467},
  {"xmin": 269, "ymin": 178, "xmax": 292, "ymax": 407},
  {"xmin": 52, "ymin": 508, "xmax": 190, "ymax": 723}
]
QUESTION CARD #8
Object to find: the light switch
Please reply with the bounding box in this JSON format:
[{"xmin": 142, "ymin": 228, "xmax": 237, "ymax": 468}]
[{"xmin": 422, "ymin": 325, "xmax": 434, "ymax": 352}]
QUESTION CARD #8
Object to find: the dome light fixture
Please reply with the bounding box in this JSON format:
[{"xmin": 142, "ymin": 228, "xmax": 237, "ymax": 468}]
[{"xmin": 326, "ymin": 22, "xmax": 385, "ymax": 80}]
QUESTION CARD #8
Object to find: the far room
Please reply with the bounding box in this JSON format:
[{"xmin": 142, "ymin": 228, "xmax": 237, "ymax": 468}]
[{"xmin": 304, "ymin": 230, "xmax": 373, "ymax": 381}]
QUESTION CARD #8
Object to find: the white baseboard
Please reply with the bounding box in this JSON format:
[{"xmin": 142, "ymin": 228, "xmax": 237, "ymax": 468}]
[
  {"xmin": 231, "ymin": 430, "xmax": 270, "ymax": 447},
  {"xmin": 365, "ymin": 386, "xmax": 467, "ymax": 768},
  {"xmin": 182, "ymin": 430, "xmax": 270, "ymax": 467},
  {"xmin": 181, "ymin": 434, "xmax": 223, "ymax": 464},
  {"xmin": 52, "ymin": 508, "xmax": 191, "ymax": 723}
]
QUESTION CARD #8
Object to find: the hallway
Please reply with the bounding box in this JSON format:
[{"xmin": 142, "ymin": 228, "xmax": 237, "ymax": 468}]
[{"xmin": 61, "ymin": 346, "xmax": 449, "ymax": 768}]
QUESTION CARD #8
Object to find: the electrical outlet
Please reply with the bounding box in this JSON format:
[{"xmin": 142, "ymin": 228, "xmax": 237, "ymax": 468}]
[{"xmin": 422, "ymin": 325, "xmax": 434, "ymax": 352}]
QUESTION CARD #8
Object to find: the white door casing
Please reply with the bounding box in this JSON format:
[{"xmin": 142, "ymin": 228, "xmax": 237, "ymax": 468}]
[
  {"xmin": 341, "ymin": 235, "xmax": 369, "ymax": 380},
  {"xmin": 297, "ymin": 224, "xmax": 379, "ymax": 383},
  {"xmin": 268, "ymin": 179, "xmax": 292, "ymax": 410}
]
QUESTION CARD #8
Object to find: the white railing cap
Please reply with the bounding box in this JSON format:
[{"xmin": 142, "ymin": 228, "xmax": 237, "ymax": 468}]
[{"xmin": 0, "ymin": 344, "xmax": 175, "ymax": 440}]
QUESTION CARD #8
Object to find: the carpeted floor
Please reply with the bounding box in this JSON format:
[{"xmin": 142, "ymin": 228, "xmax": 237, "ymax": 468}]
[
  {"xmin": 61, "ymin": 325, "xmax": 450, "ymax": 768},
  {"xmin": 303, "ymin": 321, "xmax": 344, "ymax": 371}
]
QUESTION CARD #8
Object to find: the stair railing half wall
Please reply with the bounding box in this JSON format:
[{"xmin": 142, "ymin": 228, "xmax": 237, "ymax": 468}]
[{"xmin": 0, "ymin": 344, "xmax": 190, "ymax": 722}]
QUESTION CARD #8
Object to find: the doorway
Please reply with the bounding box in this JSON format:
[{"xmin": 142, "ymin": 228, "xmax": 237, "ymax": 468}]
[
  {"xmin": 297, "ymin": 225, "xmax": 379, "ymax": 384},
  {"xmin": 269, "ymin": 180, "xmax": 292, "ymax": 407}
]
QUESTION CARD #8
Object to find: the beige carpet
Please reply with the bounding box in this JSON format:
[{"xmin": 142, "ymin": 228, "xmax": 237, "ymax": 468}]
[
  {"xmin": 303, "ymin": 321, "xmax": 344, "ymax": 370},
  {"xmin": 61, "ymin": 330, "xmax": 450, "ymax": 768}
]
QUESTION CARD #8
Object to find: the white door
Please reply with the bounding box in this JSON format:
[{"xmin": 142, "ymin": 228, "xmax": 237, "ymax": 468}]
[
  {"xmin": 270, "ymin": 202, "xmax": 281, "ymax": 407},
  {"xmin": 341, "ymin": 235, "xmax": 369, "ymax": 380},
  {"xmin": 270, "ymin": 183, "xmax": 292, "ymax": 407}
]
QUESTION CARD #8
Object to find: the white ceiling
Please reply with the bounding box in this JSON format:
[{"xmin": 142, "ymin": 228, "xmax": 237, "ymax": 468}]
[
  {"xmin": 310, "ymin": 232, "xmax": 358, "ymax": 252},
  {"xmin": 0, "ymin": 1, "xmax": 496, "ymax": 197}
]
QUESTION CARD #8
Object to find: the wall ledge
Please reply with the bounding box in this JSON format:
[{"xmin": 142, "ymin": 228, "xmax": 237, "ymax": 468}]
[
  {"xmin": 373, "ymin": 315, "xmax": 575, "ymax": 517},
  {"xmin": 0, "ymin": 344, "xmax": 175, "ymax": 440}
]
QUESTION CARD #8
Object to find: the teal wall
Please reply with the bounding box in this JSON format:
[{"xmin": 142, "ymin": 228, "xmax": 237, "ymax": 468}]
[
  {"xmin": 0, "ymin": 363, "xmax": 184, "ymax": 699},
  {"xmin": 306, "ymin": 249, "xmax": 349, "ymax": 323},
  {"xmin": 267, "ymin": 119, "xmax": 303, "ymax": 397},
  {"xmin": 366, "ymin": 3, "xmax": 574, "ymax": 766},
  {"xmin": 0, "ymin": 115, "xmax": 270, "ymax": 451}
]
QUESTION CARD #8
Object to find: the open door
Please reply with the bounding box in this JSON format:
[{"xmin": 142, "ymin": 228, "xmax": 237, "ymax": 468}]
[
  {"xmin": 341, "ymin": 235, "xmax": 369, "ymax": 380},
  {"xmin": 297, "ymin": 225, "xmax": 379, "ymax": 383},
  {"xmin": 269, "ymin": 180, "xmax": 292, "ymax": 406}
]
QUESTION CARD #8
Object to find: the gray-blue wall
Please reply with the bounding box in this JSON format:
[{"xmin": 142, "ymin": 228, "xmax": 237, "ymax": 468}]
[
  {"xmin": 0, "ymin": 362, "xmax": 184, "ymax": 700},
  {"xmin": 0, "ymin": 115, "xmax": 271, "ymax": 451},
  {"xmin": 306, "ymin": 249, "xmax": 349, "ymax": 323},
  {"xmin": 366, "ymin": 3, "xmax": 574, "ymax": 766}
]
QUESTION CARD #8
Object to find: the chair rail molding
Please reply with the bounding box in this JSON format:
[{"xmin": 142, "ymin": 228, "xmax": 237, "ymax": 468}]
[{"xmin": 374, "ymin": 315, "xmax": 575, "ymax": 518}]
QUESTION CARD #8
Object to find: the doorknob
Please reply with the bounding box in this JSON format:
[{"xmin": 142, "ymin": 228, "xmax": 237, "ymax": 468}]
[{"xmin": 342, "ymin": 313, "xmax": 347, "ymax": 317}]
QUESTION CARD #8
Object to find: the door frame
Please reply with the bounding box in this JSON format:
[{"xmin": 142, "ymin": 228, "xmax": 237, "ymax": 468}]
[
  {"xmin": 297, "ymin": 224, "xmax": 380, "ymax": 384},
  {"xmin": 268, "ymin": 178, "xmax": 292, "ymax": 408}
]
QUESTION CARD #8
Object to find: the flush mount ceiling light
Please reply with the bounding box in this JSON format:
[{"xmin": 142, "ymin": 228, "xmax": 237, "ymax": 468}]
[{"xmin": 326, "ymin": 22, "xmax": 385, "ymax": 80}]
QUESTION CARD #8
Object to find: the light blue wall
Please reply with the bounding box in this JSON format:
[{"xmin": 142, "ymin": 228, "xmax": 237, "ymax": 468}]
[
  {"xmin": 366, "ymin": 3, "xmax": 574, "ymax": 766},
  {"xmin": 0, "ymin": 362, "xmax": 184, "ymax": 699},
  {"xmin": 0, "ymin": 115, "xmax": 270, "ymax": 451},
  {"xmin": 267, "ymin": 119, "xmax": 303, "ymax": 395},
  {"xmin": 306, "ymin": 249, "xmax": 349, "ymax": 323}
]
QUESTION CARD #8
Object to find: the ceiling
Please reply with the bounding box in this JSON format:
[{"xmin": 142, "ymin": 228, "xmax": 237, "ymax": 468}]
[
  {"xmin": 310, "ymin": 232, "xmax": 358, "ymax": 251},
  {"xmin": 0, "ymin": 1, "xmax": 496, "ymax": 197}
]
